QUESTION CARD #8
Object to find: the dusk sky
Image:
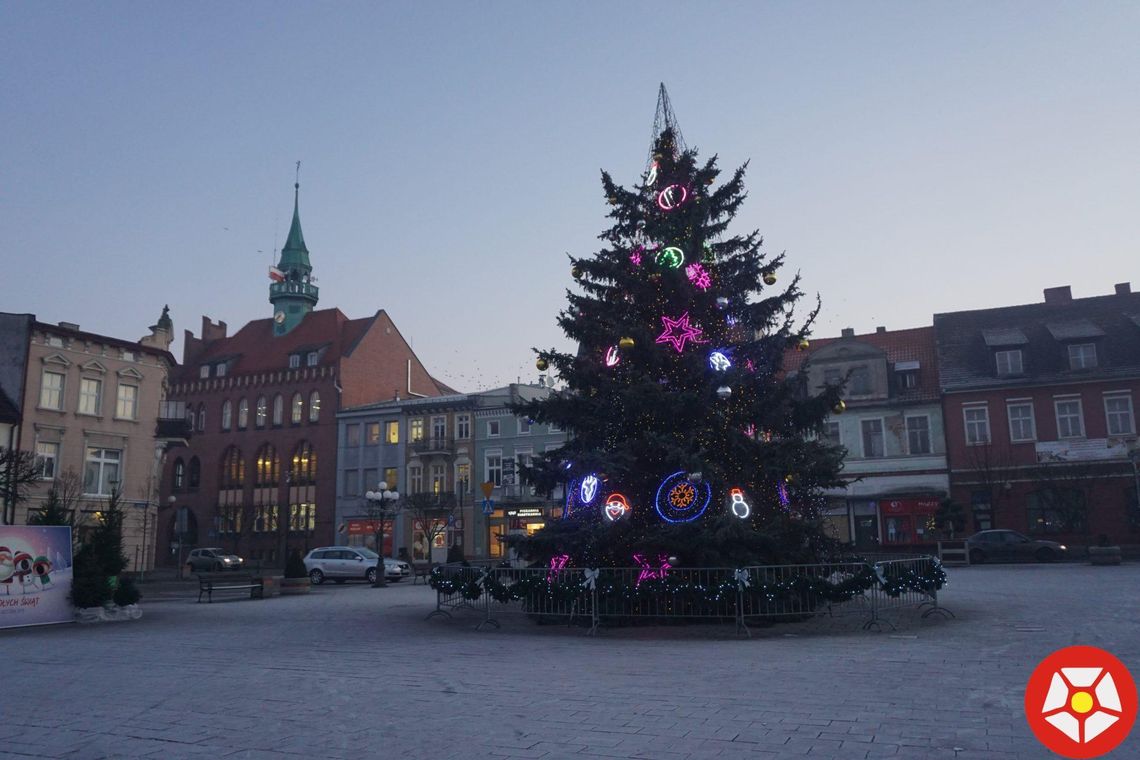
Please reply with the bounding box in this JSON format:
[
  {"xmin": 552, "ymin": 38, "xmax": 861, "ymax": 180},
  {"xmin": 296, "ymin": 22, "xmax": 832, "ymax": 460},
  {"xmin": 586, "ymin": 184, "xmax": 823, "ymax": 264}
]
[{"xmin": 4, "ymin": 2, "xmax": 1137, "ymax": 392}]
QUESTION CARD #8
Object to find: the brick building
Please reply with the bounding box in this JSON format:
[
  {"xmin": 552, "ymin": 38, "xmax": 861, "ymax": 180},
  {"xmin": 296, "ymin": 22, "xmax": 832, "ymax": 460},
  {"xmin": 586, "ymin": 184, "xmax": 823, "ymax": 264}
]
[{"xmin": 935, "ymin": 283, "xmax": 1140, "ymax": 547}]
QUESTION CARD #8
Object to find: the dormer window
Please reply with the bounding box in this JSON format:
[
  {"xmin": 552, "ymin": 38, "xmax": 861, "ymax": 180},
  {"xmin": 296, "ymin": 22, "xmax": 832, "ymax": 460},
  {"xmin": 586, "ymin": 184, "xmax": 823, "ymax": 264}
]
[
  {"xmin": 199, "ymin": 365, "xmax": 210, "ymax": 379},
  {"xmin": 1068, "ymin": 343, "xmax": 1097, "ymax": 369},
  {"xmin": 289, "ymin": 355, "xmax": 301, "ymax": 369},
  {"xmin": 995, "ymin": 349, "xmax": 1023, "ymax": 376},
  {"xmin": 306, "ymin": 351, "xmax": 319, "ymax": 367}
]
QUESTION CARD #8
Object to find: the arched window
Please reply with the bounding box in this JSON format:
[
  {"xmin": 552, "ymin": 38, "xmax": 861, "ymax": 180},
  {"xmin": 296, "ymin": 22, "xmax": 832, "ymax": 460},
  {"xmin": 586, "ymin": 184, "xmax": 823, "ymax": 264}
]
[
  {"xmin": 197, "ymin": 404, "xmax": 206, "ymax": 433},
  {"xmin": 256, "ymin": 396, "xmax": 267, "ymax": 428},
  {"xmin": 291, "ymin": 393, "xmax": 304, "ymax": 424},
  {"xmin": 188, "ymin": 457, "xmax": 201, "ymax": 489},
  {"xmin": 309, "ymin": 391, "xmax": 321, "ymax": 422},
  {"xmin": 237, "ymin": 398, "xmax": 249, "ymax": 429},
  {"xmin": 221, "ymin": 446, "xmax": 245, "ymax": 488},
  {"xmin": 255, "ymin": 444, "xmax": 279, "ymax": 487},
  {"xmin": 291, "ymin": 441, "xmax": 316, "ymax": 485},
  {"xmin": 172, "ymin": 458, "xmax": 185, "ymax": 491},
  {"xmin": 272, "ymin": 394, "xmax": 284, "ymax": 426},
  {"xmin": 221, "ymin": 400, "xmax": 233, "ymax": 431}
]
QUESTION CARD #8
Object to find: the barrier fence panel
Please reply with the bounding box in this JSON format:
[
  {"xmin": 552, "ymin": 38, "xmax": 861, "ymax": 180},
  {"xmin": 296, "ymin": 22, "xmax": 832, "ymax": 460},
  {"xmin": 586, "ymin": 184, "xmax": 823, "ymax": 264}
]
[{"xmin": 428, "ymin": 554, "xmax": 949, "ymax": 635}]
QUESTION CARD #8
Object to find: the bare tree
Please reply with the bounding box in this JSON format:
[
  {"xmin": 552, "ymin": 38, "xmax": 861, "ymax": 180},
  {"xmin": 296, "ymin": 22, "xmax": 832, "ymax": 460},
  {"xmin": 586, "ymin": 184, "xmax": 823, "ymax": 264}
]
[{"xmin": 1, "ymin": 447, "xmax": 44, "ymax": 524}]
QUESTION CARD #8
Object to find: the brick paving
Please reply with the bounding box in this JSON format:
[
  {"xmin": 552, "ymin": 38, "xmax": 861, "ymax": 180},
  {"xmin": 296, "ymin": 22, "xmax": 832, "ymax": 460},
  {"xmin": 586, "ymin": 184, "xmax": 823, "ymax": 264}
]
[{"xmin": 2, "ymin": 563, "xmax": 1138, "ymax": 759}]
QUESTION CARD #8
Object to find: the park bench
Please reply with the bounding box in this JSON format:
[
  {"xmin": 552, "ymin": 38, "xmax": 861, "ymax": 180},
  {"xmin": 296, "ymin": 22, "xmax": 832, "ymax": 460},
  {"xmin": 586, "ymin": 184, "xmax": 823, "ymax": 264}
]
[
  {"xmin": 412, "ymin": 562, "xmax": 435, "ymax": 585},
  {"xmin": 196, "ymin": 571, "xmax": 265, "ymax": 603}
]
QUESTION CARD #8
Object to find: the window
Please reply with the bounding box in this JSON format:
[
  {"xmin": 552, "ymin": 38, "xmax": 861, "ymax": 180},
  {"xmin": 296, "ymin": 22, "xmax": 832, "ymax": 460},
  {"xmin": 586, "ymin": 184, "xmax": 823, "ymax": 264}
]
[
  {"xmin": 272, "ymin": 394, "xmax": 284, "ymax": 426},
  {"xmin": 173, "ymin": 458, "xmax": 185, "ymax": 491},
  {"xmin": 35, "ymin": 442, "xmax": 59, "ymax": 479},
  {"xmin": 1007, "ymin": 402, "xmax": 1036, "ymax": 442},
  {"xmin": 289, "ymin": 354, "xmax": 301, "ymax": 369},
  {"xmin": 431, "ymin": 416, "xmax": 446, "ymax": 442},
  {"xmin": 291, "ymin": 442, "xmax": 316, "ymax": 485},
  {"xmin": 309, "ymin": 391, "xmax": 320, "ymax": 422},
  {"xmin": 255, "ymin": 396, "xmax": 267, "ymax": 428},
  {"xmin": 456, "ymin": 414, "xmax": 471, "ymax": 439},
  {"xmin": 383, "ymin": 467, "xmax": 398, "ymax": 490},
  {"xmin": 995, "ymin": 350, "xmax": 1023, "ymax": 376},
  {"xmin": 385, "ymin": 421, "xmax": 399, "ymax": 444},
  {"xmin": 116, "ymin": 384, "xmax": 138, "ymax": 420},
  {"xmin": 430, "ymin": 464, "xmax": 446, "ymax": 494},
  {"xmin": 456, "ymin": 463, "xmax": 470, "ymax": 496},
  {"xmin": 221, "ymin": 447, "xmax": 245, "ymax": 488},
  {"xmin": 821, "ymin": 422, "xmax": 841, "ymax": 447},
  {"xmin": 188, "ymin": 457, "xmax": 201, "ymax": 489},
  {"xmin": 1055, "ymin": 399, "xmax": 1085, "ymax": 439},
  {"xmin": 255, "ymin": 444, "xmax": 279, "ymax": 486},
  {"xmin": 289, "ymin": 503, "xmax": 316, "ymax": 532},
  {"xmin": 291, "ymin": 393, "xmax": 303, "ymax": 424},
  {"xmin": 40, "ymin": 371, "xmax": 65, "ymax": 410},
  {"xmin": 487, "ymin": 419, "xmax": 501, "ymax": 438},
  {"xmin": 366, "ymin": 423, "xmax": 381, "ymax": 445},
  {"xmin": 221, "ymin": 400, "xmax": 233, "ymax": 430},
  {"xmin": 906, "ymin": 416, "xmax": 931, "ymax": 455},
  {"xmin": 346, "ymin": 424, "xmax": 361, "ymax": 447},
  {"xmin": 79, "ymin": 377, "xmax": 102, "ymax": 415},
  {"xmin": 199, "ymin": 365, "xmax": 210, "ymax": 379},
  {"xmin": 307, "ymin": 351, "xmax": 319, "ymax": 367},
  {"xmin": 850, "ymin": 367, "xmax": 871, "ymax": 395},
  {"xmin": 215, "ymin": 363, "xmax": 227, "ymax": 378},
  {"xmin": 1105, "ymin": 395, "xmax": 1135, "ymax": 436},
  {"xmin": 84, "ymin": 448, "xmax": 121, "ymax": 496},
  {"xmin": 343, "ymin": 469, "xmax": 360, "ymax": 497},
  {"xmin": 237, "ymin": 398, "xmax": 249, "ymax": 429},
  {"xmin": 408, "ymin": 465, "xmax": 423, "ymax": 493},
  {"xmin": 1068, "ymin": 343, "xmax": 1097, "ymax": 370},
  {"xmin": 409, "ymin": 418, "xmax": 424, "ymax": 442},
  {"xmin": 485, "ymin": 453, "xmax": 502, "ymax": 487},
  {"xmin": 197, "ymin": 405, "xmax": 205, "ymax": 432},
  {"xmin": 860, "ymin": 419, "xmax": 884, "ymax": 458},
  {"xmin": 518, "ymin": 417, "xmax": 532, "ymax": 435},
  {"xmin": 964, "ymin": 406, "xmax": 990, "ymax": 445}
]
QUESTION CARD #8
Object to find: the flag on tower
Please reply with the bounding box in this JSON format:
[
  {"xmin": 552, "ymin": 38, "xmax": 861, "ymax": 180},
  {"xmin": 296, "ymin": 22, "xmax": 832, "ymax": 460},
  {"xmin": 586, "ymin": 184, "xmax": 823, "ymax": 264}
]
[{"xmin": 268, "ymin": 266, "xmax": 285, "ymax": 282}]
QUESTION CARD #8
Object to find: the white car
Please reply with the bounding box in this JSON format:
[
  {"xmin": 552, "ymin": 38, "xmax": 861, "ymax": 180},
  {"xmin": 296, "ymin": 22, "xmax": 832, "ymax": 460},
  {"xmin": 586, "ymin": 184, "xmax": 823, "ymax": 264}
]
[{"xmin": 302, "ymin": 546, "xmax": 410, "ymax": 585}]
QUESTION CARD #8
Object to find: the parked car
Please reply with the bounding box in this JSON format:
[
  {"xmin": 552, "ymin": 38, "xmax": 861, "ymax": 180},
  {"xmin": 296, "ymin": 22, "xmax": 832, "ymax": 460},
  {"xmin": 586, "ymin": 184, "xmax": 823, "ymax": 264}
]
[
  {"xmin": 302, "ymin": 546, "xmax": 411, "ymax": 585},
  {"xmin": 185, "ymin": 547, "xmax": 244, "ymax": 572},
  {"xmin": 966, "ymin": 530, "xmax": 1068, "ymax": 564}
]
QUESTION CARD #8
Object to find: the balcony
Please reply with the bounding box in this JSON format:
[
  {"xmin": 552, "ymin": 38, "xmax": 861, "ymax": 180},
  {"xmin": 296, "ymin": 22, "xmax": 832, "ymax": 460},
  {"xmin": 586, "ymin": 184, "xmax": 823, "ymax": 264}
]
[
  {"xmin": 156, "ymin": 401, "xmax": 191, "ymax": 446},
  {"xmin": 409, "ymin": 437, "xmax": 455, "ymax": 456}
]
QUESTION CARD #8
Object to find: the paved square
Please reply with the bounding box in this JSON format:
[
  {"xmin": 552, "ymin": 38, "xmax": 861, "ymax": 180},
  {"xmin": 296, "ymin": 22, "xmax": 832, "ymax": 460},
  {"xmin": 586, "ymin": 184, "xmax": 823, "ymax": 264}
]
[{"xmin": 3, "ymin": 564, "xmax": 1138, "ymax": 759}]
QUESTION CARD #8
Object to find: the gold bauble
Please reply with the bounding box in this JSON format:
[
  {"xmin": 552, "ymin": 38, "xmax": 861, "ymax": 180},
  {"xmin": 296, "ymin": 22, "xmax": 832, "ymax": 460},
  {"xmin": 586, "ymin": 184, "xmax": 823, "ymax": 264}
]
[
  {"xmin": 618, "ymin": 336, "xmax": 635, "ymax": 350},
  {"xmin": 536, "ymin": 358, "xmax": 549, "ymax": 372},
  {"xmin": 833, "ymin": 399, "xmax": 846, "ymax": 414},
  {"xmin": 797, "ymin": 338, "xmax": 810, "ymax": 351},
  {"xmin": 763, "ymin": 273, "xmax": 777, "ymax": 286}
]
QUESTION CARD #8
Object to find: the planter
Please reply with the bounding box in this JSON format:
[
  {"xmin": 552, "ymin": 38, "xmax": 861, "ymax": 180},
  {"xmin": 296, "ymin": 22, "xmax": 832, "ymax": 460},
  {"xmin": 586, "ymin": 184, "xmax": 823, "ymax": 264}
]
[
  {"xmin": 1089, "ymin": 546, "xmax": 1122, "ymax": 566},
  {"xmin": 76, "ymin": 604, "xmax": 143, "ymax": 624},
  {"xmin": 280, "ymin": 577, "xmax": 311, "ymax": 595}
]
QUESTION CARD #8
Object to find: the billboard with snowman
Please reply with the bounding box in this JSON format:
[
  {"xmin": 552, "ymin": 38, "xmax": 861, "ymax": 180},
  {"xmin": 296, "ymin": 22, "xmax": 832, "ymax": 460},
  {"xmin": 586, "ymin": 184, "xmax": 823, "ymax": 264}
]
[{"xmin": 0, "ymin": 526, "xmax": 73, "ymax": 629}]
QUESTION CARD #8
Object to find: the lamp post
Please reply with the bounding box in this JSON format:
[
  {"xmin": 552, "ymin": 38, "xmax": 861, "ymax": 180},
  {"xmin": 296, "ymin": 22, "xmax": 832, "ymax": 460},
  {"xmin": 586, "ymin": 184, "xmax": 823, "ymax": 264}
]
[{"xmin": 365, "ymin": 482, "xmax": 400, "ymax": 588}]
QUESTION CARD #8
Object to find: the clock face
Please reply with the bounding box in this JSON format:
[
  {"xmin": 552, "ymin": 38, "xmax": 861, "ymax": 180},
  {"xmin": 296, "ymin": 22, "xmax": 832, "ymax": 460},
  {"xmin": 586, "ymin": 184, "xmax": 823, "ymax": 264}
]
[{"xmin": 274, "ymin": 311, "xmax": 286, "ymax": 324}]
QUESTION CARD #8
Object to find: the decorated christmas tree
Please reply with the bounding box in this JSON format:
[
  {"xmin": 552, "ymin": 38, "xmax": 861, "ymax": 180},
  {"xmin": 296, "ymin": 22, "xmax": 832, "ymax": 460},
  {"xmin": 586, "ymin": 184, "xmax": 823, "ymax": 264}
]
[{"xmin": 513, "ymin": 86, "xmax": 847, "ymax": 570}]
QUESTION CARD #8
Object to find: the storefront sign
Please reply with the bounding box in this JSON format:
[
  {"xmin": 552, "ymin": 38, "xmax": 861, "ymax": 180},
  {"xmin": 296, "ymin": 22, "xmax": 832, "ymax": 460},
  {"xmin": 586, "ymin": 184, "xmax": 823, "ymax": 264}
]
[{"xmin": 0, "ymin": 526, "xmax": 73, "ymax": 630}]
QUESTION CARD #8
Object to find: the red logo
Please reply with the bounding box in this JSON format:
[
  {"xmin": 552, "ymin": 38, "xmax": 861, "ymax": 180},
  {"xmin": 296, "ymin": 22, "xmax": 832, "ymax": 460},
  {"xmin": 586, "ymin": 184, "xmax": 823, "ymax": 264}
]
[{"xmin": 1025, "ymin": 646, "xmax": 1137, "ymax": 758}]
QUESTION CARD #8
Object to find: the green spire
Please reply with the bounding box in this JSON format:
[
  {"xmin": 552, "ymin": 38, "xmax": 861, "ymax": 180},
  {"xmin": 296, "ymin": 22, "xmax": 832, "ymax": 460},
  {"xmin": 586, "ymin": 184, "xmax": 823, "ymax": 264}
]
[
  {"xmin": 269, "ymin": 180, "xmax": 319, "ymax": 335},
  {"xmin": 277, "ymin": 183, "xmax": 311, "ymax": 271}
]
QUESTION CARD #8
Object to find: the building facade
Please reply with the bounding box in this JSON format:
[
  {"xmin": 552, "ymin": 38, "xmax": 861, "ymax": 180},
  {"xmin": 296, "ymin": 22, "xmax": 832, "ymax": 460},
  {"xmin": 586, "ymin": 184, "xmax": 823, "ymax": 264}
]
[
  {"xmin": 786, "ymin": 326, "xmax": 950, "ymax": 550},
  {"xmin": 936, "ymin": 284, "xmax": 1140, "ymax": 546},
  {"xmin": 159, "ymin": 184, "xmax": 452, "ymax": 567},
  {"xmin": 0, "ymin": 310, "xmax": 182, "ymax": 571}
]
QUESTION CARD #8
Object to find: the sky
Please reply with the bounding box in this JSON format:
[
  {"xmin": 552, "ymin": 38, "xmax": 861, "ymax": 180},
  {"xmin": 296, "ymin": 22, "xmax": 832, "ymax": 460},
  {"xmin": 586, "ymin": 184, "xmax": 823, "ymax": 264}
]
[{"xmin": 4, "ymin": 2, "xmax": 1138, "ymax": 392}]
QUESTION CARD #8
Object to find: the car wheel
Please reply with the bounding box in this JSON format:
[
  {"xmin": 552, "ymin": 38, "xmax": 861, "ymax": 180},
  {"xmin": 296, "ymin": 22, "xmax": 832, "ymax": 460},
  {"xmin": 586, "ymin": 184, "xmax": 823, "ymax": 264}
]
[
  {"xmin": 365, "ymin": 567, "xmax": 378, "ymax": 584},
  {"xmin": 1035, "ymin": 548, "xmax": 1056, "ymax": 563},
  {"xmin": 309, "ymin": 569, "xmax": 325, "ymax": 585},
  {"xmin": 969, "ymin": 549, "xmax": 985, "ymax": 565}
]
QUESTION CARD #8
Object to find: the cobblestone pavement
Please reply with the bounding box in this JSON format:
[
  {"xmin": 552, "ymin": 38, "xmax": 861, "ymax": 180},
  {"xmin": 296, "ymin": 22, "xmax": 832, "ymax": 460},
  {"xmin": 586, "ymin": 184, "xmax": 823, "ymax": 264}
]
[{"xmin": 3, "ymin": 564, "xmax": 1138, "ymax": 759}]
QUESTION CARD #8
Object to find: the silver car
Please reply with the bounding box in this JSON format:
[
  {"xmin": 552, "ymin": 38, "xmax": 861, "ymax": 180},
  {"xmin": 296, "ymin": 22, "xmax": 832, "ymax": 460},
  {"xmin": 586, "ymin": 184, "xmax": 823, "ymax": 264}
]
[
  {"xmin": 185, "ymin": 547, "xmax": 244, "ymax": 572},
  {"xmin": 303, "ymin": 546, "xmax": 410, "ymax": 585}
]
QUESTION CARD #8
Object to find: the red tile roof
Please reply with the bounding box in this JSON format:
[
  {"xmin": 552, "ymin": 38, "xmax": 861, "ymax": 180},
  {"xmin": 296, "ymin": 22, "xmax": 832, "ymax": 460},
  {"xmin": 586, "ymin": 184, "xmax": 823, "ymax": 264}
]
[{"xmin": 783, "ymin": 325, "xmax": 940, "ymax": 400}]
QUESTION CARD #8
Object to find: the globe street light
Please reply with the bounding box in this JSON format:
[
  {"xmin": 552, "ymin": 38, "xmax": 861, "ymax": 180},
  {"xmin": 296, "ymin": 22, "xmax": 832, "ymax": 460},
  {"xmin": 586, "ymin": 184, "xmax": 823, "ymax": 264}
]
[{"xmin": 365, "ymin": 482, "xmax": 400, "ymax": 588}]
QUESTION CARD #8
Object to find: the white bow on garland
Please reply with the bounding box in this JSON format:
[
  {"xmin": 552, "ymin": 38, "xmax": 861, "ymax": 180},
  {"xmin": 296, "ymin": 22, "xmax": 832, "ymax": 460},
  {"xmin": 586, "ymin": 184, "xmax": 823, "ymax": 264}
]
[
  {"xmin": 582, "ymin": 568, "xmax": 600, "ymax": 590},
  {"xmin": 734, "ymin": 568, "xmax": 751, "ymax": 589}
]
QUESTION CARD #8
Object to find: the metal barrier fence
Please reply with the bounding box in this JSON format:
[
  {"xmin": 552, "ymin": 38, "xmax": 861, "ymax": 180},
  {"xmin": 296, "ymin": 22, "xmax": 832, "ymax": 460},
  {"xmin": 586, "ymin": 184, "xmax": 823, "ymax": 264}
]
[{"xmin": 427, "ymin": 555, "xmax": 951, "ymax": 636}]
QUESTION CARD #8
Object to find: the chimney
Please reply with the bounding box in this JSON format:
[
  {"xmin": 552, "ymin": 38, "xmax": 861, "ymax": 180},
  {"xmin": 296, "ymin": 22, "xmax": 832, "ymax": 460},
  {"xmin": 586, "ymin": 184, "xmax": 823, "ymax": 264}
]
[
  {"xmin": 1043, "ymin": 286, "xmax": 1072, "ymax": 305},
  {"xmin": 1115, "ymin": 282, "xmax": 1131, "ymax": 296},
  {"xmin": 840, "ymin": 328, "xmax": 855, "ymax": 338},
  {"xmin": 876, "ymin": 326, "xmax": 887, "ymax": 334}
]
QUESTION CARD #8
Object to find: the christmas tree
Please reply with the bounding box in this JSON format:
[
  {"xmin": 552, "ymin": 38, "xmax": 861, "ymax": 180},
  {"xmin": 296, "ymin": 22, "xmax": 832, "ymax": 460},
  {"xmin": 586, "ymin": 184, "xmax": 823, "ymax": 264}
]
[{"xmin": 514, "ymin": 86, "xmax": 846, "ymax": 570}]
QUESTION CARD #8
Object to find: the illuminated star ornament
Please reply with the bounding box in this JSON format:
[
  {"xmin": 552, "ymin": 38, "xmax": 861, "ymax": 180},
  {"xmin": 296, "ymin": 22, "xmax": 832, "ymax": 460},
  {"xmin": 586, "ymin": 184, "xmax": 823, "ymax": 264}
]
[
  {"xmin": 685, "ymin": 262, "xmax": 711, "ymax": 290},
  {"xmin": 656, "ymin": 312, "xmax": 705, "ymax": 353}
]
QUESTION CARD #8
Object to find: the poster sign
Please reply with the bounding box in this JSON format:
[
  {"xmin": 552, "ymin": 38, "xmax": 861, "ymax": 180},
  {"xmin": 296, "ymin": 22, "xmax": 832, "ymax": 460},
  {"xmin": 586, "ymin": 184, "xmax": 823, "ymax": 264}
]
[{"xmin": 0, "ymin": 526, "xmax": 74, "ymax": 630}]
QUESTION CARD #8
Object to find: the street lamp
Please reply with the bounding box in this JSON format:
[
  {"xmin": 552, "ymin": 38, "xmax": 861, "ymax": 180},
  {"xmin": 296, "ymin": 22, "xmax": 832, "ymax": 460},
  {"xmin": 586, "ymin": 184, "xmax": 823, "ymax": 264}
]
[{"xmin": 365, "ymin": 481, "xmax": 400, "ymax": 588}]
